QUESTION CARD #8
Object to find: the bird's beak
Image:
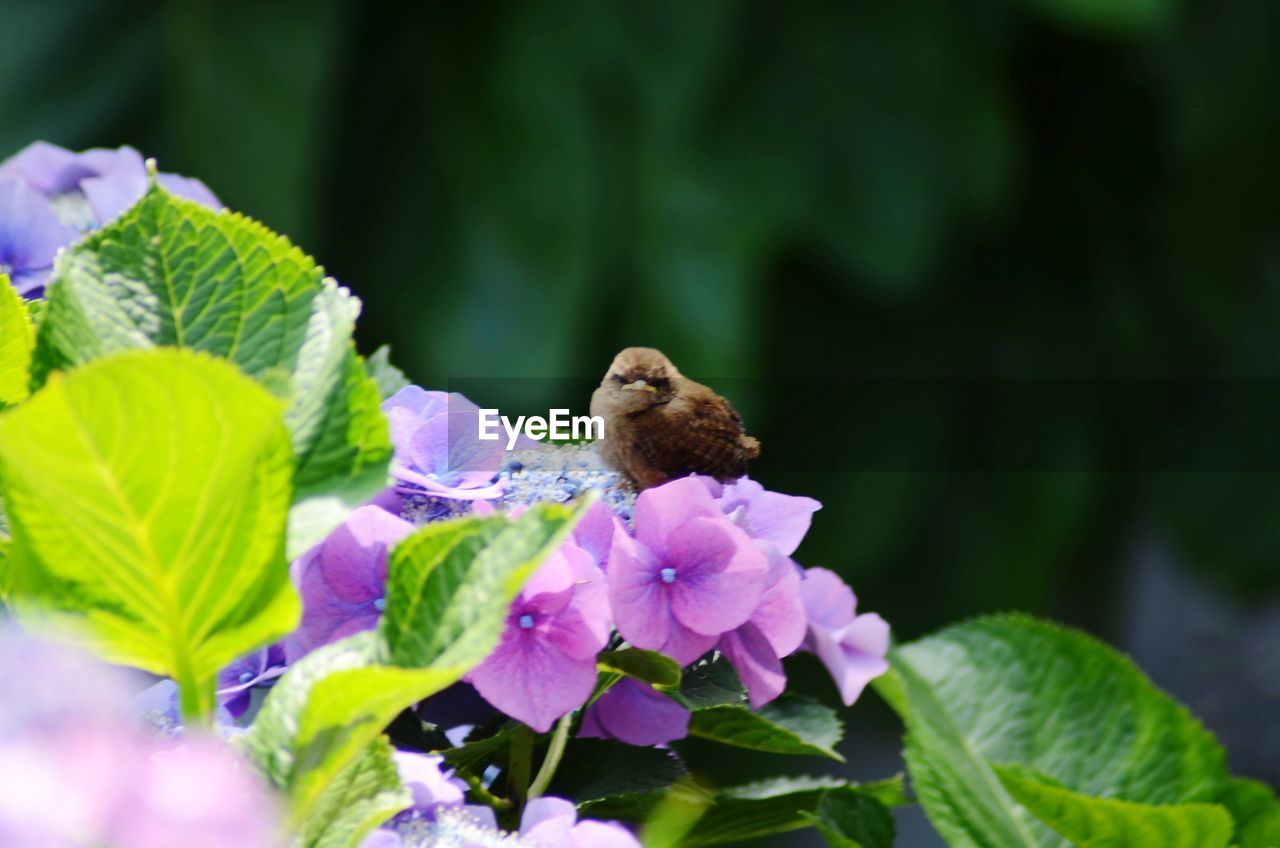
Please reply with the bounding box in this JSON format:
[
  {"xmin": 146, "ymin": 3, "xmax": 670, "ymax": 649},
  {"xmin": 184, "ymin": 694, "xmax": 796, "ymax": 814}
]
[{"xmin": 623, "ymin": 380, "xmax": 657, "ymax": 394}]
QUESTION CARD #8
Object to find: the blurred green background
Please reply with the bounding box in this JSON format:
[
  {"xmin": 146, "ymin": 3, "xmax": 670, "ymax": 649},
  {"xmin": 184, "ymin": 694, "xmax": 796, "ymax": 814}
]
[{"xmin": 4, "ymin": 0, "xmax": 1277, "ymax": 841}]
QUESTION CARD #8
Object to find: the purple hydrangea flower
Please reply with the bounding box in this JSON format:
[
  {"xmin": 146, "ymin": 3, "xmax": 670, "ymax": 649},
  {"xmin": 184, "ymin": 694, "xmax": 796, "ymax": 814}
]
[
  {"xmin": 0, "ymin": 629, "xmax": 282, "ymax": 848},
  {"xmin": 608, "ymin": 477, "xmax": 768, "ymax": 664},
  {"xmin": 699, "ymin": 476, "xmax": 821, "ymax": 558},
  {"xmin": 382, "ymin": 386, "xmax": 505, "ymax": 501},
  {"xmin": 0, "ymin": 179, "xmax": 78, "ymax": 296},
  {"xmin": 468, "ymin": 541, "xmax": 611, "ymax": 731},
  {"xmin": 216, "ymin": 645, "xmax": 287, "ymax": 719},
  {"xmin": 0, "ymin": 142, "xmax": 221, "ymax": 298},
  {"xmin": 520, "ymin": 797, "xmax": 641, "ymax": 848},
  {"xmin": 108, "ymin": 737, "xmax": 285, "ymax": 848},
  {"xmin": 571, "ymin": 499, "xmax": 622, "ymax": 570},
  {"xmin": 392, "ymin": 752, "xmax": 467, "ymax": 819},
  {"xmin": 799, "ymin": 567, "xmax": 890, "ymax": 705},
  {"xmin": 681, "ymin": 476, "xmax": 819, "ymax": 707},
  {"xmin": 289, "ymin": 504, "xmax": 416, "ymax": 660},
  {"xmin": 0, "ymin": 142, "xmax": 220, "ymax": 223},
  {"xmin": 580, "ymin": 678, "xmax": 689, "ymax": 747},
  {"xmin": 716, "ymin": 544, "xmax": 807, "ymax": 708}
]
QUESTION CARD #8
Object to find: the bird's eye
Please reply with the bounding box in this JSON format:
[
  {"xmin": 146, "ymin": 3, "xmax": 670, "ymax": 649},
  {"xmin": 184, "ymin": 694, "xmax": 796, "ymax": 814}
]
[
  {"xmin": 612, "ymin": 373, "xmax": 627, "ymax": 384},
  {"xmin": 652, "ymin": 377, "xmax": 670, "ymax": 390}
]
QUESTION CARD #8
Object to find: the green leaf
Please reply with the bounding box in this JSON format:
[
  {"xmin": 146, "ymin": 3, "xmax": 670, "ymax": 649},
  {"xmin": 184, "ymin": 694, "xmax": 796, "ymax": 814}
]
[
  {"xmin": 598, "ymin": 648, "xmax": 682, "ymax": 690},
  {"xmin": 299, "ymin": 738, "xmax": 410, "ymax": 848},
  {"xmin": 995, "ymin": 764, "xmax": 1233, "ymax": 848},
  {"xmin": 680, "ymin": 776, "xmax": 847, "ymax": 847},
  {"xmin": 382, "ymin": 501, "xmax": 587, "ymax": 668},
  {"xmin": 678, "ymin": 652, "xmax": 748, "ymax": 709},
  {"xmin": 241, "ymin": 631, "xmax": 457, "ymax": 823},
  {"xmin": 0, "ymin": 349, "xmax": 299, "ymax": 720},
  {"xmin": 31, "ymin": 183, "xmax": 391, "ymax": 538},
  {"xmin": 1219, "ymin": 777, "xmax": 1280, "ymax": 848},
  {"xmin": 688, "ymin": 695, "xmax": 845, "ymax": 761},
  {"xmin": 0, "ymin": 273, "xmax": 33, "ymax": 407},
  {"xmin": 887, "ymin": 614, "xmax": 1230, "ymax": 848},
  {"xmin": 441, "ymin": 726, "xmax": 515, "ymax": 777},
  {"xmin": 807, "ymin": 786, "xmax": 895, "ymax": 848},
  {"xmin": 366, "ymin": 345, "xmax": 409, "ymax": 400},
  {"xmin": 546, "ymin": 739, "xmax": 687, "ymax": 806},
  {"xmin": 0, "ymin": 533, "xmax": 9, "ymax": 600}
]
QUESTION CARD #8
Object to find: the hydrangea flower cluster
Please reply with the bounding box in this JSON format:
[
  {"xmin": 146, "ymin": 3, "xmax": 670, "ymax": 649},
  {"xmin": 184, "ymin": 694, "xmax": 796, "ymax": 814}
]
[
  {"xmin": 0, "ymin": 141, "xmax": 219, "ymax": 297},
  {"xmin": 0, "ymin": 631, "xmax": 282, "ymax": 848},
  {"xmin": 361, "ymin": 755, "xmax": 639, "ymax": 848},
  {"xmin": 287, "ymin": 385, "xmax": 890, "ymax": 745}
]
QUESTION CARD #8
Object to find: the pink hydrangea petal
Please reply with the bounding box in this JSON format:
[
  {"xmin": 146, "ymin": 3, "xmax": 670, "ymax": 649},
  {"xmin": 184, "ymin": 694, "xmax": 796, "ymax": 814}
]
[
  {"xmin": 469, "ymin": 630, "xmax": 599, "ymax": 732},
  {"xmin": 0, "ymin": 141, "xmax": 95, "ymax": 194},
  {"xmin": 799, "ymin": 567, "xmax": 856, "ymax": 632},
  {"xmin": 831, "ymin": 650, "xmax": 889, "ymax": 706},
  {"xmin": 325, "ymin": 613, "xmax": 382, "ymax": 645},
  {"xmin": 521, "ymin": 551, "xmax": 577, "ymax": 613},
  {"xmin": 809, "ymin": 611, "xmax": 889, "ymax": 706},
  {"xmin": 840, "ymin": 611, "xmax": 891, "ymax": 658},
  {"xmin": 572, "ymin": 820, "xmax": 644, "ymax": 847},
  {"xmin": 392, "ymin": 751, "xmax": 466, "ymax": 814},
  {"xmin": 573, "ymin": 500, "xmax": 621, "ymax": 569},
  {"xmin": 383, "ymin": 386, "xmax": 449, "ymax": 421},
  {"xmin": 383, "ymin": 406, "xmax": 427, "ymax": 452},
  {"xmin": 315, "ymin": 506, "xmax": 413, "ymax": 602},
  {"xmin": 583, "ymin": 678, "xmax": 690, "ymax": 747},
  {"xmin": 716, "ymin": 478, "xmax": 821, "ymax": 557},
  {"xmin": 156, "ymin": 173, "xmax": 222, "ymax": 209},
  {"xmin": 0, "ymin": 179, "xmax": 78, "ymax": 269},
  {"xmin": 667, "ymin": 517, "xmax": 767, "ymax": 637},
  {"xmin": 445, "ymin": 408, "xmax": 506, "ymax": 484},
  {"xmin": 607, "ymin": 532, "xmax": 669, "ymax": 651},
  {"xmin": 539, "ymin": 550, "xmax": 611, "ymax": 661},
  {"xmin": 631, "ymin": 477, "xmax": 721, "ymax": 556},
  {"xmin": 658, "ymin": 621, "xmax": 719, "ymax": 666},
  {"xmin": 748, "ymin": 546, "xmax": 807, "ymax": 658},
  {"xmin": 719, "ymin": 624, "xmax": 787, "ymax": 708},
  {"xmin": 81, "ymin": 168, "xmax": 148, "ymax": 224},
  {"xmin": 520, "ymin": 797, "xmax": 578, "ymax": 833}
]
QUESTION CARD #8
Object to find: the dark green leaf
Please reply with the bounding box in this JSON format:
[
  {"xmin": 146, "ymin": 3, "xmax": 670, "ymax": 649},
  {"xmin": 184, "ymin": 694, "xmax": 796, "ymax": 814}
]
[
  {"xmin": 441, "ymin": 726, "xmax": 514, "ymax": 777},
  {"xmin": 681, "ymin": 776, "xmax": 845, "ymax": 846},
  {"xmin": 546, "ymin": 739, "xmax": 687, "ymax": 806},
  {"xmin": 807, "ymin": 786, "xmax": 895, "ymax": 848},
  {"xmin": 688, "ymin": 695, "xmax": 844, "ymax": 761},
  {"xmin": 678, "ymin": 653, "xmax": 747, "ymax": 710}
]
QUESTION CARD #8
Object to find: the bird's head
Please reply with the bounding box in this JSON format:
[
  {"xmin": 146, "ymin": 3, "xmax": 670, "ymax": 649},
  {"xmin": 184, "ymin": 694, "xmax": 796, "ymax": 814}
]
[{"xmin": 598, "ymin": 347, "xmax": 680, "ymax": 413}]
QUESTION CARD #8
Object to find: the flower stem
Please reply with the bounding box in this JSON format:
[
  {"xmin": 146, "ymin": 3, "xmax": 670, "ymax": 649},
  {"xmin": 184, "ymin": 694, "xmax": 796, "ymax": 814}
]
[
  {"xmin": 508, "ymin": 725, "xmax": 534, "ymax": 804},
  {"xmin": 527, "ymin": 713, "xmax": 573, "ymax": 800},
  {"xmin": 459, "ymin": 771, "xmax": 512, "ymax": 811}
]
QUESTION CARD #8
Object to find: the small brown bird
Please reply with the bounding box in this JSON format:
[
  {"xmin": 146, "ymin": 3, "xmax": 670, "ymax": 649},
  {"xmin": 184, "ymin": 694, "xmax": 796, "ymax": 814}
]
[{"xmin": 590, "ymin": 347, "xmax": 760, "ymax": 489}]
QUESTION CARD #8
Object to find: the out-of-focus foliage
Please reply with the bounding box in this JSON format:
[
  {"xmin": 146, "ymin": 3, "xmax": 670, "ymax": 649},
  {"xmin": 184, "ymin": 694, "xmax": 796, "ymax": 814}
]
[{"xmin": 3, "ymin": 0, "xmax": 1277, "ymax": 664}]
